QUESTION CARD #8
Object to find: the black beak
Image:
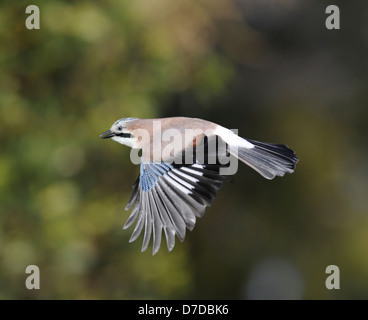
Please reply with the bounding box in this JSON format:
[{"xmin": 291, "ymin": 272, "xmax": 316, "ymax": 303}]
[{"xmin": 100, "ymin": 129, "xmax": 115, "ymax": 139}]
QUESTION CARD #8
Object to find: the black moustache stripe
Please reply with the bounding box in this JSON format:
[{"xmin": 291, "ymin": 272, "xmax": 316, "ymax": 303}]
[{"xmin": 115, "ymin": 133, "xmax": 132, "ymax": 138}]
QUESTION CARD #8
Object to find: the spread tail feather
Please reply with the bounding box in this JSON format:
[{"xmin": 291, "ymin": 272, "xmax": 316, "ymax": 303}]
[{"xmin": 215, "ymin": 126, "xmax": 299, "ymax": 179}]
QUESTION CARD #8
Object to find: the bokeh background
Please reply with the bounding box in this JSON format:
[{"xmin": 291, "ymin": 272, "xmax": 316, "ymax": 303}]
[{"xmin": 1, "ymin": 0, "xmax": 367, "ymax": 299}]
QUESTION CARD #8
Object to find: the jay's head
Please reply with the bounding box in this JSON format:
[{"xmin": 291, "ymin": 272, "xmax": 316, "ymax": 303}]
[{"xmin": 100, "ymin": 117, "xmax": 138, "ymax": 147}]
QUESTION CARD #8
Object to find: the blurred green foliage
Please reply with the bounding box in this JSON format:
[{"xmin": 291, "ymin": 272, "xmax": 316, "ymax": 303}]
[{"xmin": 1, "ymin": 0, "xmax": 368, "ymax": 299}]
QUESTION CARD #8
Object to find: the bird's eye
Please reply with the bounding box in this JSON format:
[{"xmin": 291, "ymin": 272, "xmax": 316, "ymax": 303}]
[{"xmin": 118, "ymin": 126, "xmax": 123, "ymax": 131}]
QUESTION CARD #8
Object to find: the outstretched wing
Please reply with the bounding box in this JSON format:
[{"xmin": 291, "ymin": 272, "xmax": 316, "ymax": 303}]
[{"xmin": 123, "ymin": 161, "xmax": 227, "ymax": 255}]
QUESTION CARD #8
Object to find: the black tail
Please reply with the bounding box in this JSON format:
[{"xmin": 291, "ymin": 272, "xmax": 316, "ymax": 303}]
[{"xmin": 230, "ymin": 139, "xmax": 299, "ymax": 180}]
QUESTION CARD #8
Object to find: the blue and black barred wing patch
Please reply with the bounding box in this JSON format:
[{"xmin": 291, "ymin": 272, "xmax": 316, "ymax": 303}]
[{"xmin": 123, "ymin": 162, "xmax": 227, "ymax": 255}]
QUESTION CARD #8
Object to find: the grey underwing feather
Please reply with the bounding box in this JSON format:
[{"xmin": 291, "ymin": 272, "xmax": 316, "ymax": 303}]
[
  {"xmin": 149, "ymin": 191, "xmax": 163, "ymax": 255},
  {"xmin": 129, "ymin": 196, "xmax": 145, "ymax": 243},
  {"xmin": 141, "ymin": 192, "xmax": 152, "ymax": 252},
  {"xmin": 125, "ymin": 178, "xmax": 139, "ymax": 210},
  {"xmin": 159, "ymin": 177, "xmax": 197, "ymax": 231},
  {"xmin": 152, "ymin": 186, "xmax": 181, "ymax": 248},
  {"xmin": 123, "ymin": 199, "xmax": 140, "ymax": 230}
]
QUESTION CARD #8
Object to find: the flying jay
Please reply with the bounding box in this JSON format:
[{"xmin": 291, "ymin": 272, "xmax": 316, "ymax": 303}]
[{"xmin": 100, "ymin": 117, "xmax": 298, "ymax": 255}]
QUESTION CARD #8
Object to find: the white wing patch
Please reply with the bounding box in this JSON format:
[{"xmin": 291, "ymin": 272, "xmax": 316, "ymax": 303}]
[
  {"xmin": 167, "ymin": 171, "xmax": 195, "ymax": 190},
  {"xmin": 163, "ymin": 175, "xmax": 192, "ymax": 195},
  {"xmin": 181, "ymin": 167, "xmax": 204, "ymax": 176},
  {"xmin": 172, "ymin": 169, "xmax": 199, "ymax": 183}
]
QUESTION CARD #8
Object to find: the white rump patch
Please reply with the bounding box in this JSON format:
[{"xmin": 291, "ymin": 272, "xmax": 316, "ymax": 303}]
[{"xmin": 213, "ymin": 126, "xmax": 254, "ymax": 149}]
